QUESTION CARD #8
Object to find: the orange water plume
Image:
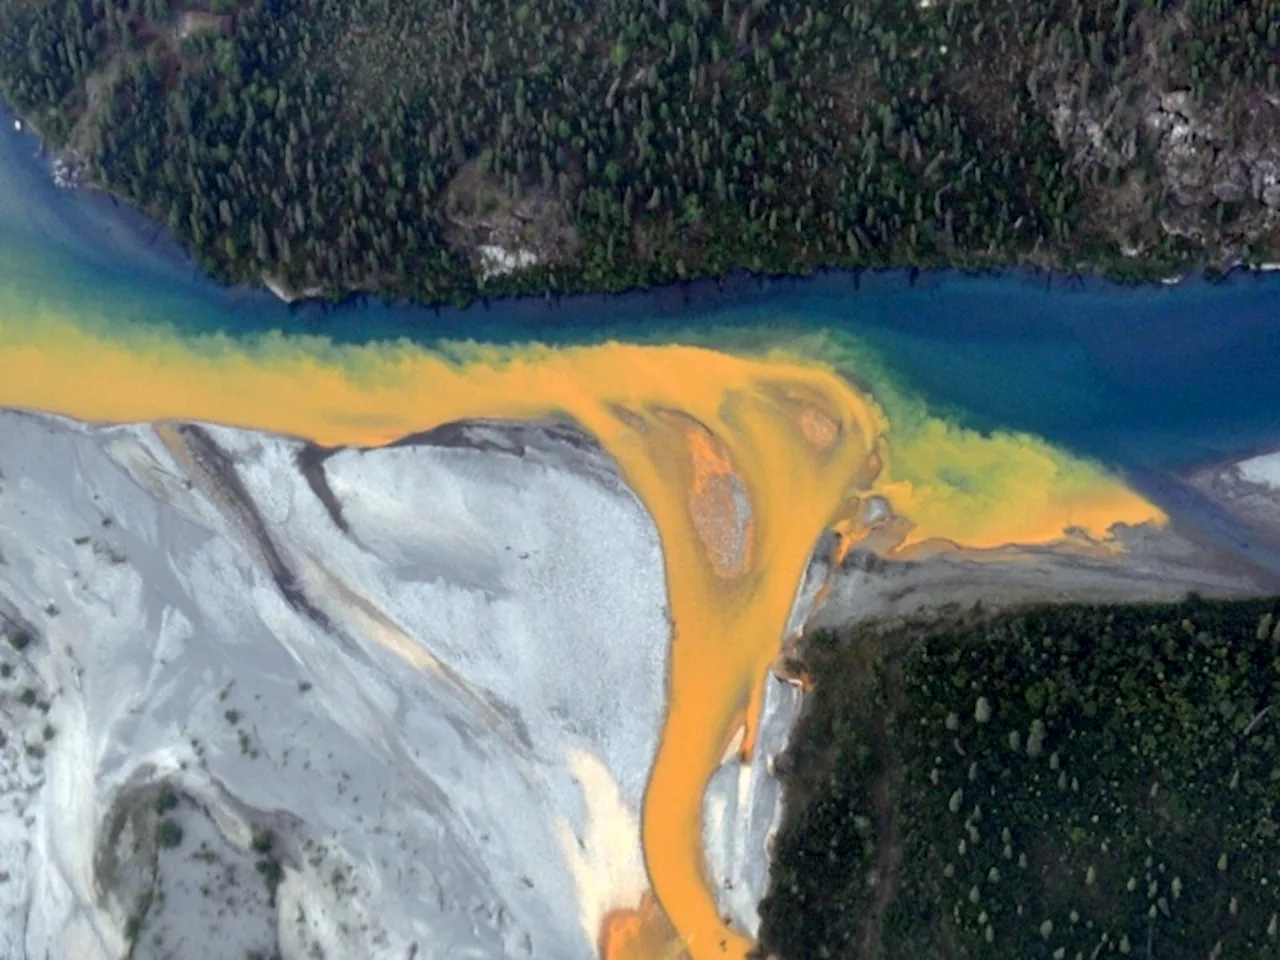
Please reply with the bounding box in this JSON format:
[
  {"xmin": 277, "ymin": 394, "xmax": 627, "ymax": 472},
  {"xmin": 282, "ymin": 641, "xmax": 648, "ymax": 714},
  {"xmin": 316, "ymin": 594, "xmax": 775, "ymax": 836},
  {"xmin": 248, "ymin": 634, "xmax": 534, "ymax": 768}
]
[{"xmin": 0, "ymin": 315, "xmax": 1164, "ymax": 959}]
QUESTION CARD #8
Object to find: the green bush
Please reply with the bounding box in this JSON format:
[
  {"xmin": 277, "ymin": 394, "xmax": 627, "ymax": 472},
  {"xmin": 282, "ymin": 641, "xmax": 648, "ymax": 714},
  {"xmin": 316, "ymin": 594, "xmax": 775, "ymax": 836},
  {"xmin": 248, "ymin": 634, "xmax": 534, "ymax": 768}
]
[
  {"xmin": 154, "ymin": 786, "xmax": 179, "ymax": 815},
  {"xmin": 155, "ymin": 819, "xmax": 183, "ymax": 849}
]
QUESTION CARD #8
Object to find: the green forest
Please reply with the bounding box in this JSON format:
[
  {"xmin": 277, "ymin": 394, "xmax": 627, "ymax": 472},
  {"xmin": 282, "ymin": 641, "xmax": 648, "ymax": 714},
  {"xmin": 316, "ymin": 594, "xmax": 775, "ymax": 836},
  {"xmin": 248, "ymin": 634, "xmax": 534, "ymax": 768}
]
[
  {"xmin": 759, "ymin": 596, "xmax": 1280, "ymax": 959},
  {"xmin": 1, "ymin": 0, "xmax": 1277, "ymax": 305}
]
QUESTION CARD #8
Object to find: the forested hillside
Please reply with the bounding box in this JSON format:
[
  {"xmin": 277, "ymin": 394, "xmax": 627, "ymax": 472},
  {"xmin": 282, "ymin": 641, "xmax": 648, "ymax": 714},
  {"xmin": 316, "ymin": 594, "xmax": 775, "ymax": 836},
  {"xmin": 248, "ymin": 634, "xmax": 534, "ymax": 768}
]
[
  {"xmin": 2, "ymin": 0, "xmax": 1278, "ymax": 304},
  {"xmin": 760, "ymin": 597, "xmax": 1280, "ymax": 959}
]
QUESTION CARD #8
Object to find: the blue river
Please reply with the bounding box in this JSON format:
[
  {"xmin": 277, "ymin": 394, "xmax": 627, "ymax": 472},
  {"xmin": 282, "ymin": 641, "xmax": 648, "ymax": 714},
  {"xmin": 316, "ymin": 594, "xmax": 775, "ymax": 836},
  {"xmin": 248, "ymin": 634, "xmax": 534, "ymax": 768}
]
[{"xmin": 2, "ymin": 97, "xmax": 1278, "ymax": 481}]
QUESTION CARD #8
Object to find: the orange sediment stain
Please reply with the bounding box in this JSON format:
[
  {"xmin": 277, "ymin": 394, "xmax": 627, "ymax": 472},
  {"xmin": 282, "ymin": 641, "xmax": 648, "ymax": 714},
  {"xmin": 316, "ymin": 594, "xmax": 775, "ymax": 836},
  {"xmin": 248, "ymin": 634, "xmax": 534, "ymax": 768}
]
[
  {"xmin": 798, "ymin": 405, "xmax": 840, "ymax": 450},
  {"xmin": 0, "ymin": 312, "xmax": 1165, "ymax": 960},
  {"xmin": 735, "ymin": 699, "xmax": 758, "ymax": 763},
  {"xmin": 599, "ymin": 893, "xmax": 688, "ymax": 960},
  {"xmin": 681, "ymin": 418, "xmax": 754, "ymax": 581}
]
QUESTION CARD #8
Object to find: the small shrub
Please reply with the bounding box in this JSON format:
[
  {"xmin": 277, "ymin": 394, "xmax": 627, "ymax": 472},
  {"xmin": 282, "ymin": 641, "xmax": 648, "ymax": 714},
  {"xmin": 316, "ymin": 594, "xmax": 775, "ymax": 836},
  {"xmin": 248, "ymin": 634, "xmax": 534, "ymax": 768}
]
[
  {"xmin": 255, "ymin": 857, "xmax": 284, "ymax": 900},
  {"xmin": 154, "ymin": 786, "xmax": 179, "ymax": 814},
  {"xmin": 6, "ymin": 631, "xmax": 32, "ymax": 652},
  {"xmin": 156, "ymin": 819, "xmax": 183, "ymax": 849}
]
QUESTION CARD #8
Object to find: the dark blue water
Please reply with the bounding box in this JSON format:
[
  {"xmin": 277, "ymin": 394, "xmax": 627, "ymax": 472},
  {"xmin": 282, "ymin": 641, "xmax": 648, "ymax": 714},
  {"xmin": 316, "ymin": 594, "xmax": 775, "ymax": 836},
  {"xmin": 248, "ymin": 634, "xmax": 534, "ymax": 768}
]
[{"xmin": 3, "ymin": 97, "xmax": 1278, "ymax": 475}]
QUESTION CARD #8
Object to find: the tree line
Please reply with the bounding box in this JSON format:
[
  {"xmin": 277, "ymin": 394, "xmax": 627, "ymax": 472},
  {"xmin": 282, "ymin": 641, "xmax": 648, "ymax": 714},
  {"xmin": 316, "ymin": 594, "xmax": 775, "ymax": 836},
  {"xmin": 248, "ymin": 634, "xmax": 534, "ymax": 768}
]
[{"xmin": 0, "ymin": 0, "xmax": 1276, "ymax": 306}]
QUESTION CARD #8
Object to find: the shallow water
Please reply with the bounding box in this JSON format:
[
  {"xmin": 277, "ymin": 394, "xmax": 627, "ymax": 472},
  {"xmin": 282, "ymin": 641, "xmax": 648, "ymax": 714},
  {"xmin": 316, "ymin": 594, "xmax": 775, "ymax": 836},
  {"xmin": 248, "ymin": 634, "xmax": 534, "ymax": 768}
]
[{"xmin": 0, "ymin": 97, "xmax": 1277, "ymax": 959}]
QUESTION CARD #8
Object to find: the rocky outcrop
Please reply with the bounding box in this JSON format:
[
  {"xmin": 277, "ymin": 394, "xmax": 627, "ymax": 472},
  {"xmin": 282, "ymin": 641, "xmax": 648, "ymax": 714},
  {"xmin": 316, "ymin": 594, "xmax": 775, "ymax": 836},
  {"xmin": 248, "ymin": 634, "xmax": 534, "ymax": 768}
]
[
  {"xmin": 441, "ymin": 157, "xmax": 580, "ymax": 284},
  {"xmin": 1145, "ymin": 90, "xmax": 1280, "ymax": 244},
  {"xmin": 1028, "ymin": 16, "xmax": 1280, "ymax": 265}
]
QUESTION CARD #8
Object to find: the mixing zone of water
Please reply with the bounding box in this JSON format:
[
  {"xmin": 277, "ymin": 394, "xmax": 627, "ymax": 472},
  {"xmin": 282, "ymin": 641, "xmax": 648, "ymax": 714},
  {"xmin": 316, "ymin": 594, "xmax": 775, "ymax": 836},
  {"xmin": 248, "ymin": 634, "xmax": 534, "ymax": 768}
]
[{"xmin": 0, "ymin": 313, "xmax": 1163, "ymax": 959}]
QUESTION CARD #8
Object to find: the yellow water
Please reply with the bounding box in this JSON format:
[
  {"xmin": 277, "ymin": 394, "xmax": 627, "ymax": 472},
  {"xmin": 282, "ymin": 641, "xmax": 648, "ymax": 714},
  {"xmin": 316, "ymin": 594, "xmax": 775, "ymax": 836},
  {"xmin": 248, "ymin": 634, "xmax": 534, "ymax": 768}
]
[{"xmin": 0, "ymin": 312, "xmax": 1163, "ymax": 959}]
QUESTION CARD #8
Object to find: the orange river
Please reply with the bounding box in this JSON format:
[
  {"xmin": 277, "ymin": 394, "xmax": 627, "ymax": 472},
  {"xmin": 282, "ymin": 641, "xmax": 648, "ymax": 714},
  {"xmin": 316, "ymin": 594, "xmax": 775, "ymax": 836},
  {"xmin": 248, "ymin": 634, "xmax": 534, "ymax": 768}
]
[{"xmin": 0, "ymin": 314, "xmax": 1163, "ymax": 959}]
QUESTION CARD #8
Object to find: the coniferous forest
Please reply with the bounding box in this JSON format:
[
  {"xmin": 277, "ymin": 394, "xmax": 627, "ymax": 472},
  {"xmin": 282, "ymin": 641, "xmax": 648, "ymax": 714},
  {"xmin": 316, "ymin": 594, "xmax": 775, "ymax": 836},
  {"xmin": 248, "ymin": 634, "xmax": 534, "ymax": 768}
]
[
  {"xmin": 1, "ymin": 0, "xmax": 1278, "ymax": 304},
  {"xmin": 761, "ymin": 597, "xmax": 1280, "ymax": 960}
]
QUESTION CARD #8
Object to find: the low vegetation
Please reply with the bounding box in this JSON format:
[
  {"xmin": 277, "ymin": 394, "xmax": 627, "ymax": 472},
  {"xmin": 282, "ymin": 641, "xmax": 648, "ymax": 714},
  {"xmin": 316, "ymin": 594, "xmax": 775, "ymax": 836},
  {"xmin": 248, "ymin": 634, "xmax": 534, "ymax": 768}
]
[
  {"xmin": 155, "ymin": 818, "xmax": 183, "ymax": 849},
  {"xmin": 1, "ymin": 0, "xmax": 1278, "ymax": 306},
  {"xmin": 252, "ymin": 829, "xmax": 284, "ymax": 904},
  {"xmin": 760, "ymin": 596, "xmax": 1280, "ymax": 959},
  {"xmin": 153, "ymin": 785, "xmax": 178, "ymax": 815}
]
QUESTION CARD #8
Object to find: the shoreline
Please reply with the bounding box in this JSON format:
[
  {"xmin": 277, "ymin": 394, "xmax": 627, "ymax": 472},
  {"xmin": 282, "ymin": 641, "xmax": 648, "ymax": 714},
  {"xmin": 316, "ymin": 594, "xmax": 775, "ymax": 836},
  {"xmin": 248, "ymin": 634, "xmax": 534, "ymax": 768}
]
[
  {"xmin": 5, "ymin": 96, "xmax": 1280, "ymax": 321},
  {"xmin": 241, "ymin": 248, "xmax": 1280, "ymax": 315}
]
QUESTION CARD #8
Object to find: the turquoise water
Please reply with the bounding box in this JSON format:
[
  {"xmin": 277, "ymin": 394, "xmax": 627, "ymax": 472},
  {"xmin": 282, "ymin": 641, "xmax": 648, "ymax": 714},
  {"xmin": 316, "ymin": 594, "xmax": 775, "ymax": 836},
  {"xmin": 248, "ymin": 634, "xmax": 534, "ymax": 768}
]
[{"xmin": 3, "ymin": 98, "xmax": 1279, "ymax": 475}]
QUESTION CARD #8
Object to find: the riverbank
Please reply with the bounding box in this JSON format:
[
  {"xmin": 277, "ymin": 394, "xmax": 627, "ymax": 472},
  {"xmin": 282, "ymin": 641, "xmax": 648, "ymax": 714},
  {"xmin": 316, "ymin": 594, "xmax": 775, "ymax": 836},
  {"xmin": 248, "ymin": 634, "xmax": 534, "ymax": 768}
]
[
  {"xmin": 754, "ymin": 437, "xmax": 1280, "ymax": 956},
  {"xmin": 6, "ymin": 0, "xmax": 1278, "ymax": 312},
  {"xmin": 3, "ymin": 81, "xmax": 1279, "ymax": 320},
  {"xmin": 763, "ymin": 587, "xmax": 1280, "ymax": 960},
  {"xmin": 5, "ymin": 86, "xmax": 1280, "ymax": 349}
]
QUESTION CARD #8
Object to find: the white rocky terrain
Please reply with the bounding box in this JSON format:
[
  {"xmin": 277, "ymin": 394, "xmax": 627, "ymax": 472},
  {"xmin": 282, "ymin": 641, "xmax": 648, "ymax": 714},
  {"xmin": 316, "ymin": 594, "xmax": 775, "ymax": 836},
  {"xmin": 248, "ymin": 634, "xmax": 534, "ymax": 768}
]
[
  {"xmin": 1239, "ymin": 452, "xmax": 1280, "ymax": 490},
  {"xmin": 1183, "ymin": 449, "xmax": 1280, "ymax": 573},
  {"xmin": 0, "ymin": 409, "xmax": 767, "ymax": 960},
  {"xmin": 2, "ymin": 404, "xmax": 1278, "ymax": 960}
]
